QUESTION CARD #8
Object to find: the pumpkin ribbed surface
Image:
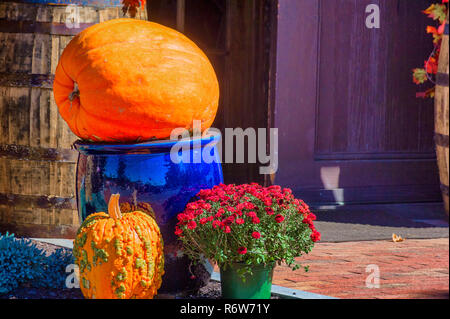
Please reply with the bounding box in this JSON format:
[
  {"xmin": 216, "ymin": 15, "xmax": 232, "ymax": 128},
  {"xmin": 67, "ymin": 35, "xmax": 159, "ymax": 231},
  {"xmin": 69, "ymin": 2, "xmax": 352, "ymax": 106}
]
[
  {"xmin": 53, "ymin": 18, "xmax": 219, "ymax": 142},
  {"xmin": 73, "ymin": 194, "xmax": 164, "ymax": 299}
]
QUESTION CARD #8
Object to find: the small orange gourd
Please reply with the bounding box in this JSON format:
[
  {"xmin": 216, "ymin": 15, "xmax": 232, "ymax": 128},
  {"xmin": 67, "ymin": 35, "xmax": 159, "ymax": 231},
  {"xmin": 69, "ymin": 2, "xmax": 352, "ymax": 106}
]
[
  {"xmin": 53, "ymin": 18, "xmax": 219, "ymax": 142},
  {"xmin": 73, "ymin": 194, "xmax": 164, "ymax": 299}
]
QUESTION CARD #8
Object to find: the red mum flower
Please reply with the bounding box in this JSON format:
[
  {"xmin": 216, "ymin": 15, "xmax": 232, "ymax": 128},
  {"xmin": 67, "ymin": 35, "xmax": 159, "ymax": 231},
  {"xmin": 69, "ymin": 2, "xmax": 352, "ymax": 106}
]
[
  {"xmin": 227, "ymin": 206, "xmax": 236, "ymax": 213},
  {"xmin": 198, "ymin": 189, "xmax": 211, "ymax": 197},
  {"xmin": 268, "ymin": 185, "xmax": 281, "ymax": 191},
  {"xmin": 215, "ymin": 210, "xmax": 224, "ymax": 218},
  {"xmin": 208, "ymin": 195, "xmax": 220, "ymax": 202},
  {"xmin": 235, "ymin": 218, "xmax": 245, "ymax": 225},
  {"xmin": 177, "ymin": 212, "xmax": 194, "ymax": 222},
  {"xmin": 311, "ymin": 230, "xmax": 321, "ymax": 242},
  {"xmin": 186, "ymin": 203, "xmax": 198, "ymax": 210},
  {"xmin": 188, "ymin": 220, "xmax": 197, "ymax": 230},
  {"xmin": 212, "ymin": 220, "xmax": 221, "ymax": 229},
  {"xmin": 246, "ymin": 211, "xmax": 257, "ymax": 218},
  {"xmin": 245, "ymin": 202, "xmax": 256, "ymax": 209},
  {"xmin": 237, "ymin": 247, "xmax": 247, "ymax": 255},
  {"xmin": 199, "ymin": 218, "xmax": 208, "ymax": 225},
  {"xmin": 303, "ymin": 217, "xmax": 313, "ymax": 225},
  {"xmin": 252, "ymin": 217, "xmax": 260, "ymax": 224},
  {"xmin": 252, "ymin": 231, "xmax": 261, "ymax": 239},
  {"xmin": 223, "ymin": 218, "xmax": 233, "ymax": 226},
  {"xmin": 194, "ymin": 209, "xmax": 204, "ymax": 216},
  {"xmin": 224, "ymin": 226, "xmax": 231, "ymax": 233},
  {"xmin": 174, "ymin": 226, "xmax": 183, "ymax": 236},
  {"xmin": 275, "ymin": 214, "xmax": 285, "ymax": 223},
  {"xmin": 265, "ymin": 207, "xmax": 274, "ymax": 215}
]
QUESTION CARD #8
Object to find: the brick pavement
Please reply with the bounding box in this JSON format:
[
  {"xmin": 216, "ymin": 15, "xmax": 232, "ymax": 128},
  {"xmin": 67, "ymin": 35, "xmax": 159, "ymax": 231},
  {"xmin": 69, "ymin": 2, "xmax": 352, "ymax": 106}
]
[{"xmin": 271, "ymin": 238, "xmax": 449, "ymax": 299}]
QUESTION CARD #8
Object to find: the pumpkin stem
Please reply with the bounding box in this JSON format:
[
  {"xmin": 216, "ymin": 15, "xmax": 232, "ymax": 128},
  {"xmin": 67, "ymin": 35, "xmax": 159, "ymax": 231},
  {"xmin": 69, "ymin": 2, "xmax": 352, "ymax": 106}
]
[
  {"xmin": 69, "ymin": 82, "xmax": 80, "ymax": 102},
  {"xmin": 108, "ymin": 194, "xmax": 122, "ymax": 220}
]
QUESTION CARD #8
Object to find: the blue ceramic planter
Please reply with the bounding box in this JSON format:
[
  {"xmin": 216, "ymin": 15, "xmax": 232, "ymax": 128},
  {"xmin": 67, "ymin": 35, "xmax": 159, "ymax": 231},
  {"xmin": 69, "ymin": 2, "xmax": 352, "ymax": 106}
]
[{"xmin": 74, "ymin": 134, "xmax": 223, "ymax": 295}]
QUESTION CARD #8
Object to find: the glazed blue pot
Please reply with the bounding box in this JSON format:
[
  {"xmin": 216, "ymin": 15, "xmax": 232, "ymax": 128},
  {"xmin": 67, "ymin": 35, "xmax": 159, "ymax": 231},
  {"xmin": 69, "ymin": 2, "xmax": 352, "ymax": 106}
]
[{"xmin": 74, "ymin": 134, "xmax": 223, "ymax": 295}]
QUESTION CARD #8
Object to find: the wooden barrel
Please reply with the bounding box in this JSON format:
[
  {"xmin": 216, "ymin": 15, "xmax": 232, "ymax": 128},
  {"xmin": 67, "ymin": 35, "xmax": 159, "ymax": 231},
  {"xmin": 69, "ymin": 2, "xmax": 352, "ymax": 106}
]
[
  {"xmin": 435, "ymin": 13, "xmax": 449, "ymax": 215},
  {"xmin": 0, "ymin": 0, "xmax": 147, "ymax": 238}
]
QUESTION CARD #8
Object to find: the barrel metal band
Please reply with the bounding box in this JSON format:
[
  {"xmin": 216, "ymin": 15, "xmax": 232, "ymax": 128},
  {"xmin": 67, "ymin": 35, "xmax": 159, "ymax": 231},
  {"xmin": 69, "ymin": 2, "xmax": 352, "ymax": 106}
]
[
  {"xmin": 0, "ymin": 193, "xmax": 77, "ymax": 210},
  {"xmin": 436, "ymin": 72, "xmax": 449, "ymax": 87},
  {"xmin": 0, "ymin": 73, "xmax": 54, "ymax": 89},
  {"xmin": 0, "ymin": 144, "xmax": 78, "ymax": 162},
  {"xmin": 0, "ymin": 19, "xmax": 95, "ymax": 36},
  {"xmin": 435, "ymin": 133, "xmax": 449, "ymax": 148}
]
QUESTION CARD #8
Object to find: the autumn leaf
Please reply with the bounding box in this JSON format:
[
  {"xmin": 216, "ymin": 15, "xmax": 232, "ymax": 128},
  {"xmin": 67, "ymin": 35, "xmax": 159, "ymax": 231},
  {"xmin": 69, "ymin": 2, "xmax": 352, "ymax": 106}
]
[
  {"xmin": 438, "ymin": 21, "xmax": 447, "ymax": 34},
  {"xmin": 423, "ymin": 4, "xmax": 447, "ymax": 24},
  {"xmin": 427, "ymin": 26, "xmax": 438, "ymax": 34},
  {"xmin": 122, "ymin": 0, "xmax": 146, "ymax": 18},
  {"xmin": 416, "ymin": 87, "xmax": 436, "ymax": 99},
  {"xmin": 425, "ymin": 57, "xmax": 439, "ymax": 74},
  {"xmin": 392, "ymin": 233, "xmax": 405, "ymax": 242},
  {"xmin": 426, "ymin": 88, "xmax": 436, "ymax": 98},
  {"xmin": 414, "ymin": 1, "xmax": 447, "ymax": 96},
  {"xmin": 426, "ymin": 25, "xmax": 444, "ymax": 43},
  {"xmin": 412, "ymin": 68, "xmax": 428, "ymax": 84}
]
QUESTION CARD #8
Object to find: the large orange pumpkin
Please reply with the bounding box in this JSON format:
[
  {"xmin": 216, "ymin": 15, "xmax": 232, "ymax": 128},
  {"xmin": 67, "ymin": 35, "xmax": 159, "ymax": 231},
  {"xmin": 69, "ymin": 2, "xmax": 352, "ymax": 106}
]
[
  {"xmin": 53, "ymin": 18, "xmax": 219, "ymax": 142},
  {"xmin": 73, "ymin": 194, "xmax": 164, "ymax": 299}
]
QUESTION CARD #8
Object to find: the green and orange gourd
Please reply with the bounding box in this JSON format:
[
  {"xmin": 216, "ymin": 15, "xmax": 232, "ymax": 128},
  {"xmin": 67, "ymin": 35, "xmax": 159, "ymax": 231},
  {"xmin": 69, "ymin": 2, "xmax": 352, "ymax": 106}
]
[
  {"xmin": 53, "ymin": 18, "xmax": 219, "ymax": 142},
  {"xmin": 73, "ymin": 194, "xmax": 164, "ymax": 299}
]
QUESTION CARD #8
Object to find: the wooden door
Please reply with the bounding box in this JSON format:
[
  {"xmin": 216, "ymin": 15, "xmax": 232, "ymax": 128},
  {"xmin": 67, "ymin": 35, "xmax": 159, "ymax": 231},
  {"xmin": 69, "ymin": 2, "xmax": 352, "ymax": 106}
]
[{"xmin": 273, "ymin": 0, "xmax": 442, "ymax": 205}]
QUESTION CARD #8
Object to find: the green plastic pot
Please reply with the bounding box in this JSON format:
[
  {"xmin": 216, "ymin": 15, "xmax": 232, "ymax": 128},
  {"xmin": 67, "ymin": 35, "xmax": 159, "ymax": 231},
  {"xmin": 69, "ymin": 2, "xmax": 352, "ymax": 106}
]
[{"xmin": 220, "ymin": 262, "xmax": 275, "ymax": 299}]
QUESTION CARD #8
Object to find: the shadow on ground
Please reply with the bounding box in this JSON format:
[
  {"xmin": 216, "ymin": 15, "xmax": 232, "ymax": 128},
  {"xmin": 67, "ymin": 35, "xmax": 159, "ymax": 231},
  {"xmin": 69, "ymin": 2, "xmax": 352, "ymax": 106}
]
[{"xmin": 313, "ymin": 202, "xmax": 449, "ymax": 242}]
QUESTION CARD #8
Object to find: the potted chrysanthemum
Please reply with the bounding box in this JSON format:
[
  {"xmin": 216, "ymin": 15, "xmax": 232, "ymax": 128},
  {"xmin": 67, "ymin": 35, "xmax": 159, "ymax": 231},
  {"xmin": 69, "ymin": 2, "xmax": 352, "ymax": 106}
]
[{"xmin": 174, "ymin": 183, "xmax": 320, "ymax": 299}]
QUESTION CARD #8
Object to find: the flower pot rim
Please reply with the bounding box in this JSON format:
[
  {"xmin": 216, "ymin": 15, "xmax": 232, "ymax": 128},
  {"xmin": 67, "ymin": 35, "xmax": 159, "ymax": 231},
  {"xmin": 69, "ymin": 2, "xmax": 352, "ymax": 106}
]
[
  {"xmin": 73, "ymin": 133, "xmax": 221, "ymax": 155},
  {"xmin": 219, "ymin": 261, "xmax": 276, "ymax": 270}
]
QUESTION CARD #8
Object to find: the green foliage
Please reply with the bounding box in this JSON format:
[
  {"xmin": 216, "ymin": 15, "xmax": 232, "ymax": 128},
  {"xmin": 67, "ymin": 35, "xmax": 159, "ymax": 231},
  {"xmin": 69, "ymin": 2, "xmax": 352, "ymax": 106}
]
[{"xmin": 0, "ymin": 232, "xmax": 74, "ymax": 295}]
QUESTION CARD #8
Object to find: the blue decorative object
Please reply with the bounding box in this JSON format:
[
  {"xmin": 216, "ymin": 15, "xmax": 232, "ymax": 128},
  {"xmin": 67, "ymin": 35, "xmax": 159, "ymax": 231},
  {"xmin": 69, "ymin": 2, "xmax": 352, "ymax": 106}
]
[
  {"xmin": 0, "ymin": 232, "xmax": 73, "ymax": 295},
  {"xmin": 74, "ymin": 134, "xmax": 223, "ymax": 295}
]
